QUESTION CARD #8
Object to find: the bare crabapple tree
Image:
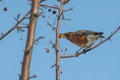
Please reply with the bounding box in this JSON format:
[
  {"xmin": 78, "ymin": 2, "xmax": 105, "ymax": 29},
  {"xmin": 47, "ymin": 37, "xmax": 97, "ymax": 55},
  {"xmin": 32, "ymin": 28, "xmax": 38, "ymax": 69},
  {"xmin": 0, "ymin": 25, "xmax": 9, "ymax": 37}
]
[{"xmin": 0, "ymin": 0, "xmax": 120, "ymax": 80}]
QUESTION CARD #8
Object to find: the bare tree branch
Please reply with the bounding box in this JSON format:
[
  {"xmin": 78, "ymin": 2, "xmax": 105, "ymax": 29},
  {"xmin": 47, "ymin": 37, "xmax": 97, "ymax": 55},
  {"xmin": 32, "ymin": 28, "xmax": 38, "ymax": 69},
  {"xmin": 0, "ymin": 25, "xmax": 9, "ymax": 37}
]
[
  {"xmin": 0, "ymin": 10, "xmax": 30, "ymax": 40},
  {"xmin": 60, "ymin": 26, "xmax": 120, "ymax": 58},
  {"xmin": 55, "ymin": 0, "xmax": 70, "ymax": 80}
]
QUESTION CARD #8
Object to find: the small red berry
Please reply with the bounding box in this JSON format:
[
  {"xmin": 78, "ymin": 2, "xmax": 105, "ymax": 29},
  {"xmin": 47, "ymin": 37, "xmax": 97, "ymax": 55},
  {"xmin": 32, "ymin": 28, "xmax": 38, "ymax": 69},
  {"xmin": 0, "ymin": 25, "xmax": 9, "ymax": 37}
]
[
  {"xmin": 48, "ymin": 9, "xmax": 51, "ymax": 12},
  {"xmin": 52, "ymin": 10, "xmax": 56, "ymax": 14},
  {"xmin": 3, "ymin": 7, "xmax": 7, "ymax": 11}
]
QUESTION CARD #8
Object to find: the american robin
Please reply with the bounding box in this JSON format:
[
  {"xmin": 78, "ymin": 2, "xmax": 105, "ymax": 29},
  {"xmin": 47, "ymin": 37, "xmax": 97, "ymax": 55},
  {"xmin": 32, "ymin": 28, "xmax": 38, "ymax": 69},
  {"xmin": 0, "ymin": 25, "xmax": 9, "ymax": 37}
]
[{"xmin": 59, "ymin": 30, "xmax": 104, "ymax": 48}]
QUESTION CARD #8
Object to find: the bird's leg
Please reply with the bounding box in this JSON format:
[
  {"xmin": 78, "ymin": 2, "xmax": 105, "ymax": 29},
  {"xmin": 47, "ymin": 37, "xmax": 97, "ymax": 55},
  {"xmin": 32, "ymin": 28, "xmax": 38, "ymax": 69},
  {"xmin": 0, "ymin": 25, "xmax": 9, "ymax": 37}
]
[
  {"xmin": 82, "ymin": 47, "xmax": 91, "ymax": 54},
  {"xmin": 76, "ymin": 48, "xmax": 83, "ymax": 53}
]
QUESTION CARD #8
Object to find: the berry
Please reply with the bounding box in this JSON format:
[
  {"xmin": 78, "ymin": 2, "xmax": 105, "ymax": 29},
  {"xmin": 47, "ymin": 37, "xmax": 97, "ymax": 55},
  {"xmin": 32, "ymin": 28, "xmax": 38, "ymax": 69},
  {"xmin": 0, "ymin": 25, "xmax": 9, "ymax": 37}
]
[
  {"xmin": 3, "ymin": 7, "xmax": 7, "ymax": 11},
  {"xmin": 48, "ymin": 9, "xmax": 51, "ymax": 12},
  {"xmin": 52, "ymin": 10, "xmax": 56, "ymax": 14}
]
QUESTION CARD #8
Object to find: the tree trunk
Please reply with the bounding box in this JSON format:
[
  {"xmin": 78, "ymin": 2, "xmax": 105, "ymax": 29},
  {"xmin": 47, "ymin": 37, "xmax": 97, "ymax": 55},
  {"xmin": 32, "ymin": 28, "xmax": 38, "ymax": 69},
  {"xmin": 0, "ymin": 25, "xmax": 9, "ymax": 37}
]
[{"xmin": 20, "ymin": 0, "xmax": 39, "ymax": 80}]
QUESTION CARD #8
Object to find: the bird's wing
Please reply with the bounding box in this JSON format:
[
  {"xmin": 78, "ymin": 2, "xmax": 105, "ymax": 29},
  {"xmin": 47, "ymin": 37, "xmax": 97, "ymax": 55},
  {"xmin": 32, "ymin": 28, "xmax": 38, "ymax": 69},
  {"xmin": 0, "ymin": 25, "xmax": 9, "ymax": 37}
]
[{"xmin": 75, "ymin": 30, "xmax": 95, "ymax": 36}]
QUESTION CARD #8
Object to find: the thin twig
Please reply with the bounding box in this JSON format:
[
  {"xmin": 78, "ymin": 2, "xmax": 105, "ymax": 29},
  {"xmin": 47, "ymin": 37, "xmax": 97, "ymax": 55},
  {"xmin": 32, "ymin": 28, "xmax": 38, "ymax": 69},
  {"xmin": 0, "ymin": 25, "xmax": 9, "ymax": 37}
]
[
  {"xmin": 47, "ymin": 22, "xmax": 56, "ymax": 31},
  {"xmin": 40, "ymin": 4, "xmax": 59, "ymax": 10},
  {"xmin": 35, "ymin": 36, "xmax": 44, "ymax": 43},
  {"xmin": 60, "ymin": 26, "xmax": 120, "ymax": 58},
  {"xmin": 50, "ymin": 40, "xmax": 55, "ymax": 48},
  {"xmin": 29, "ymin": 74, "xmax": 37, "ymax": 79},
  {"xmin": 51, "ymin": 64, "xmax": 56, "ymax": 68},
  {"xmin": 63, "ymin": 7, "xmax": 73, "ymax": 12}
]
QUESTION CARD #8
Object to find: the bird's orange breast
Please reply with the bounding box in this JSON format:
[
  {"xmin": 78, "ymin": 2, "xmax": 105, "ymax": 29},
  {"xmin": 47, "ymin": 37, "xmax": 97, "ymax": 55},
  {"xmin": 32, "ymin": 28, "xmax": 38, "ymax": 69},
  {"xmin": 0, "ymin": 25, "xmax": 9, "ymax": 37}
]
[{"xmin": 67, "ymin": 32, "xmax": 88, "ymax": 47}]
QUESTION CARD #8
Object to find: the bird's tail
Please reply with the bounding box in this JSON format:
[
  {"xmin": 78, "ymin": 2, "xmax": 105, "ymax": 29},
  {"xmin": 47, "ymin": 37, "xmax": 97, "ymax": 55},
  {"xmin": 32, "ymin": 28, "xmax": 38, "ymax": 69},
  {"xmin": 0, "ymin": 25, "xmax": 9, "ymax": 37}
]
[{"xmin": 96, "ymin": 32, "xmax": 104, "ymax": 38}]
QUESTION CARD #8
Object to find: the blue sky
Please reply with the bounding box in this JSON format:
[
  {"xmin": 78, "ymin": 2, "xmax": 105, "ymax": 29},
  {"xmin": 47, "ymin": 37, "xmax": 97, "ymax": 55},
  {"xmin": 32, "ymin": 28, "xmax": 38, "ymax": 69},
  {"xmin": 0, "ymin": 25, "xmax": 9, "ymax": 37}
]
[{"xmin": 0, "ymin": 0, "xmax": 120, "ymax": 80}]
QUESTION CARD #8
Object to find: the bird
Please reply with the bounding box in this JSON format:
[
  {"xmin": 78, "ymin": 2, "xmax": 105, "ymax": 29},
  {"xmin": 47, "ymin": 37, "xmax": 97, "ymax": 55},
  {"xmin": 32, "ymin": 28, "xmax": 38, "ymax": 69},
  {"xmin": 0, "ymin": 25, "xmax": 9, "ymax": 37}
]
[{"xmin": 59, "ymin": 30, "xmax": 104, "ymax": 49}]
